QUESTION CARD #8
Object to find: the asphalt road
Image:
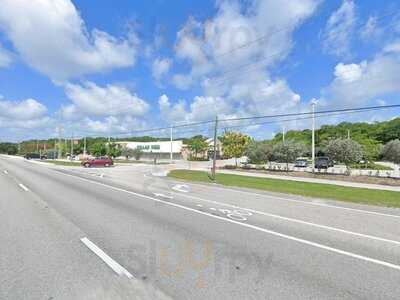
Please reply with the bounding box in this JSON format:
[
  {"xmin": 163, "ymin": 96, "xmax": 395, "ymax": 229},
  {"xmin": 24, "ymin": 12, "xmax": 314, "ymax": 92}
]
[{"xmin": 1, "ymin": 156, "xmax": 400, "ymax": 299}]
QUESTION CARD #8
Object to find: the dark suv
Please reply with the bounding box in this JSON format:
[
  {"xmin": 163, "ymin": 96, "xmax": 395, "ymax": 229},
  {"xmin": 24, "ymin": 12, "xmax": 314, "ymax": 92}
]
[
  {"xmin": 24, "ymin": 153, "xmax": 42, "ymax": 160},
  {"xmin": 315, "ymin": 157, "xmax": 334, "ymax": 169}
]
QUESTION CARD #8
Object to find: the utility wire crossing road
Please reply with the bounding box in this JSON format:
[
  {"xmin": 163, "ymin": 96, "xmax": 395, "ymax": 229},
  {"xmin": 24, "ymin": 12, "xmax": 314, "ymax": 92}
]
[{"xmin": 1, "ymin": 155, "xmax": 400, "ymax": 299}]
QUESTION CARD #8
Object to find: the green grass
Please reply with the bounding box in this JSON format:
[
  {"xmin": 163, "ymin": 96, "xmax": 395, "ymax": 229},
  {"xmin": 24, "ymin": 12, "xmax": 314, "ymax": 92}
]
[
  {"xmin": 168, "ymin": 170, "xmax": 400, "ymax": 208},
  {"xmin": 114, "ymin": 160, "xmax": 148, "ymax": 164},
  {"xmin": 114, "ymin": 160, "xmax": 169, "ymax": 165},
  {"xmin": 44, "ymin": 160, "xmax": 82, "ymax": 166}
]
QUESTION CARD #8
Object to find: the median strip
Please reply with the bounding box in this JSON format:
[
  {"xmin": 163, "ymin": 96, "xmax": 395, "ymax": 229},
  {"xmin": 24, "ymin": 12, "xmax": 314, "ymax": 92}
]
[{"xmin": 168, "ymin": 170, "xmax": 400, "ymax": 208}]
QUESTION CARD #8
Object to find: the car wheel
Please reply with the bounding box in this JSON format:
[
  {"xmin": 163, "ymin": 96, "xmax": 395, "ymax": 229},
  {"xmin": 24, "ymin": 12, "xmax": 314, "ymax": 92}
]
[{"xmin": 84, "ymin": 163, "xmax": 91, "ymax": 168}]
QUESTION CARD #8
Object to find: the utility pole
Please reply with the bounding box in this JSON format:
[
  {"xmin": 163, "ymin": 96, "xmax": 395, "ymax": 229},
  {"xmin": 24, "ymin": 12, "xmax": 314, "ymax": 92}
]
[
  {"xmin": 36, "ymin": 140, "xmax": 39, "ymax": 153},
  {"xmin": 212, "ymin": 116, "xmax": 218, "ymax": 181},
  {"xmin": 347, "ymin": 129, "xmax": 350, "ymax": 140},
  {"xmin": 57, "ymin": 126, "xmax": 62, "ymax": 159},
  {"xmin": 282, "ymin": 126, "xmax": 286, "ymax": 143},
  {"xmin": 107, "ymin": 118, "xmax": 111, "ymax": 155},
  {"xmin": 311, "ymin": 100, "xmax": 316, "ymax": 173},
  {"xmin": 170, "ymin": 126, "xmax": 173, "ymax": 164},
  {"xmin": 83, "ymin": 136, "xmax": 87, "ymax": 156},
  {"xmin": 70, "ymin": 133, "xmax": 74, "ymax": 161}
]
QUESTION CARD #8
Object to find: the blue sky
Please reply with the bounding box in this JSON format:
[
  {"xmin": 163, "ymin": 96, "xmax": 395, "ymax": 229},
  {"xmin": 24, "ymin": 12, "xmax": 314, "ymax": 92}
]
[{"xmin": 0, "ymin": 0, "xmax": 399, "ymax": 141}]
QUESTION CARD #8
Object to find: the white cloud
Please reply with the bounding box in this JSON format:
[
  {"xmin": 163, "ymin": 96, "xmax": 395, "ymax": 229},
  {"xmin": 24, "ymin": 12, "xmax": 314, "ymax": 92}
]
[
  {"xmin": 158, "ymin": 94, "xmax": 189, "ymax": 124},
  {"xmin": 360, "ymin": 16, "xmax": 382, "ymax": 41},
  {"xmin": 383, "ymin": 40, "xmax": 400, "ymax": 53},
  {"xmin": 72, "ymin": 115, "xmax": 148, "ymax": 135},
  {"xmin": 322, "ymin": 51, "xmax": 400, "ymax": 107},
  {"xmin": 334, "ymin": 62, "xmax": 366, "ymax": 83},
  {"xmin": 173, "ymin": 0, "xmax": 320, "ymax": 90},
  {"xmin": 0, "ymin": 0, "xmax": 138, "ymax": 80},
  {"xmin": 159, "ymin": 77, "xmax": 303, "ymax": 125},
  {"xmin": 0, "ymin": 98, "xmax": 47, "ymax": 120},
  {"xmin": 152, "ymin": 58, "xmax": 172, "ymax": 81},
  {"xmin": 166, "ymin": 0, "xmax": 319, "ymax": 128},
  {"xmin": 0, "ymin": 43, "xmax": 12, "ymax": 67},
  {"xmin": 323, "ymin": 0, "xmax": 356, "ymax": 57},
  {"xmin": 0, "ymin": 97, "xmax": 52, "ymax": 130},
  {"xmin": 61, "ymin": 81, "xmax": 149, "ymax": 120}
]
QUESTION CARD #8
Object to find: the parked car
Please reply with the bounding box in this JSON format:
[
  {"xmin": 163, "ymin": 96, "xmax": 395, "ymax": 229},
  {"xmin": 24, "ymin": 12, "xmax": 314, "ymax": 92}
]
[
  {"xmin": 315, "ymin": 156, "xmax": 334, "ymax": 169},
  {"xmin": 294, "ymin": 158, "xmax": 308, "ymax": 168},
  {"xmin": 24, "ymin": 153, "xmax": 41, "ymax": 160},
  {"xmin": 81, "ymin": 156, "xmax": 113, "ymax": 168}
]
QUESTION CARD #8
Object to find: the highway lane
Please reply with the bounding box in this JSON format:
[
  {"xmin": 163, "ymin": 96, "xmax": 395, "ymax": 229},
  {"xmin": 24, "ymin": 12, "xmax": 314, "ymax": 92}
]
[
  {"xmin": 0, "ymin": 159, "xmax": 169, "ymax": 300},
  {"xmin": 1, "ymin": 156, "xmax": 400, "ymax": 299}
]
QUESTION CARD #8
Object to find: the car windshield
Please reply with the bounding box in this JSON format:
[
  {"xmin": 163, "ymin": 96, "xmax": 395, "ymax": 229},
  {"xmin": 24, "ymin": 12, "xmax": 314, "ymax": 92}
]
[{"xmin": 1, "ymin": 1, "xmax": 400, "ymax": 300}]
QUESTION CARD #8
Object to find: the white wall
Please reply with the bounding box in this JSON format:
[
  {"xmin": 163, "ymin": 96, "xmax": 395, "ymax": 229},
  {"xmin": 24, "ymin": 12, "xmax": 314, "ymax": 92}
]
[{"xmin": 119, "ymin": 141, "xmax": 183, "ymax": 154}]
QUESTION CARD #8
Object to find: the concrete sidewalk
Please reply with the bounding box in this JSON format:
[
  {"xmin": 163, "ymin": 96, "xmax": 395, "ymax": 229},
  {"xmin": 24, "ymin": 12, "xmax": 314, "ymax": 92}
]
[{"xmin": 217, "ymin": 169, "xmax": 400, "ymax": 192}]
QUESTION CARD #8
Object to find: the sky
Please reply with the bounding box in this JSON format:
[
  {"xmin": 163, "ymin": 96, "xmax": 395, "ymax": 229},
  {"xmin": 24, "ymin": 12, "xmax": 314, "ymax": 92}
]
[{"xmin": 0, "ymin": 0, "xmax": 400, "ymax": 142}]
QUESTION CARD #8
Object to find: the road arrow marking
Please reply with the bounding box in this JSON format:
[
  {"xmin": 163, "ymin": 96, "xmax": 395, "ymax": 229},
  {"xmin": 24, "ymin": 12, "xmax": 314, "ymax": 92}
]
[{"xmin": 172, "ymin": 184, "xmax": 190, "ymax": 193}]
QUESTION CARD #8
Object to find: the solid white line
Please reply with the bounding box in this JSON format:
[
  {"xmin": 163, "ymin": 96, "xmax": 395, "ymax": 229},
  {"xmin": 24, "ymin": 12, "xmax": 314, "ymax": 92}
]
[
  {"xmin": 55, "ymin": 171, "xmax": 400, "ymax": 272},
  {"xmin": 178, "ymin": 180, "xmax": 400, "ymax": 219},
  {"xmin": 170, "ymin": 191, "xmax": 400, "ymax": 246},
  {"xmin": 81, "ymin": 237, "xmax": 133, "ymax": 279},
  {"xmin": 18, "ymin": 183, "xmax": 29, "ymax": 192}
]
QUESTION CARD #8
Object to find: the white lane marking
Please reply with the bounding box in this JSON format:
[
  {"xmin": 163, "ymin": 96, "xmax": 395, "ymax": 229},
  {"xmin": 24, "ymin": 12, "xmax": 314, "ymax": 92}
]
[
  {"xmin": 210, "ymin": 207, "xmax": 217, "ymax": 211},
  {"xmin": 81, "ymin": 237, "xmax": 133, "ymax": 279},
  {"xmin": 196, "ymin": 204, "xmax": 203, "ymax": 207},
  {"xmin": 171, "ymin": 192, "xmax": 400, "ymax": 246},
  {"xmin": 178, "ymin": 181, "xmax": 400, "ymax": 219},
  {"xmin": 153, "ymin": 193, "xmax": 173, "ymax": 199},
  {"xmin": 3, "ymin": 170, "xmax": 8, "ymax": 175},
  {"xmin": 18, "ymin": 183, "xmax": 29, "ymax": 192},
  {"xmin": 55, "ymin": 171, "xmax": 400, "ymax": 271},
  {"xmin": 172, "ymin": 184, "xmax": 189, "ymax": 193}
]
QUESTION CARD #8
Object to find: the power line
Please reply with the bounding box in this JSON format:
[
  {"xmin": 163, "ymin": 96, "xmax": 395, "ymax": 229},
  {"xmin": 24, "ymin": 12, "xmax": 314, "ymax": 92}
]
[
  {"xmin": 205, "ymin": 9, "xmax": 400, "ymax": 86},
  {"xmin": 80, "ymin": 103, "xmax": 399, "ymax": 138},
  {"xmin": 211, "ymin": 9, "xmax": 399, "ymax": 59},
  {"xmin": 217, "ymin": 104, "xmax": 400, "ymax": 124}
]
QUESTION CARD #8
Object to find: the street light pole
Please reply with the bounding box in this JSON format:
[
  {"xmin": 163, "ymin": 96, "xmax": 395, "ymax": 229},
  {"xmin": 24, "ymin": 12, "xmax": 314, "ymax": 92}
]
[
  {"xmin": 212, "ymin": 116, "xmax": 218, "ymax": 181},
  {"xmin": 83, "ymin": 136, "xmax": 87, "ymax": 156},
  {"xmin": 70, "ymin": 133, "xmax": 74, "ymax": 161},
  {"xmin": 311, "ymin": 100, "xmax": 316, "ymax": 173},
  {"xmin": 170, "ymin": 126, "xmax": 173, "ymax": 164}
]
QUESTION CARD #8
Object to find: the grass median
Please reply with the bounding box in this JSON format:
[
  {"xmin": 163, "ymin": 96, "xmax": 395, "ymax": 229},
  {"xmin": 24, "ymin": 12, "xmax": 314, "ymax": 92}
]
[{"xmin": 168, "ymin": 170, "xmax": 400, "ymax": 208}]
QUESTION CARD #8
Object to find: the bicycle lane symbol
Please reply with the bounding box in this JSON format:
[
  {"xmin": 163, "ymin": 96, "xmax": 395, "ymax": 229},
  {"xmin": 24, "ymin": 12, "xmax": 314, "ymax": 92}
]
[{"xmin": 217, "ymin": 209, "xmax": 253, "ymax": 221}]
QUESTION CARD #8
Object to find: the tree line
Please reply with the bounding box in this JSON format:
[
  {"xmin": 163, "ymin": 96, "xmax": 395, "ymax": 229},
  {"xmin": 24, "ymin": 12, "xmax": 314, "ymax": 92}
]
[{"xmin": 185, "ymin": 117, "xmax": 400, "ymax": 168}]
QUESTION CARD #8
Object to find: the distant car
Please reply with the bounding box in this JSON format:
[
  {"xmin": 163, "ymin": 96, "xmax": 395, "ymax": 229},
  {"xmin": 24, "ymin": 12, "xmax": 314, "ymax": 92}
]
[
  {"xmin": 24, "ymin": 153, "xmax": 41, "ymax": 160},
  {"xmin": 81, "ymin": 156, "xmax": 113, "ymax": 168},
  {"xmin": 315, "ymin": 156, "xmax": 334, "ymax": 169},
  {"xmin": 294, "ymin": 158, "xmax": 308, "ymax": 168}
]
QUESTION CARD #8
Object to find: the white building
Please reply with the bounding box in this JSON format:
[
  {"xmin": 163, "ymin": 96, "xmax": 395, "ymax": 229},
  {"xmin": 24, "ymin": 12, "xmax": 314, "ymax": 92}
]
[{"xmin": 116, "ymin": 141, "xmax": 184, "ymax": 159}]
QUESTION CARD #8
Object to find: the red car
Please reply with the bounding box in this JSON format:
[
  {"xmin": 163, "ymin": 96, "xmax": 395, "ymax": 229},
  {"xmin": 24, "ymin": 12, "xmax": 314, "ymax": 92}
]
[{"xmin": 81, "ymin": 156, "xmax": 113, "ymax": 168}]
